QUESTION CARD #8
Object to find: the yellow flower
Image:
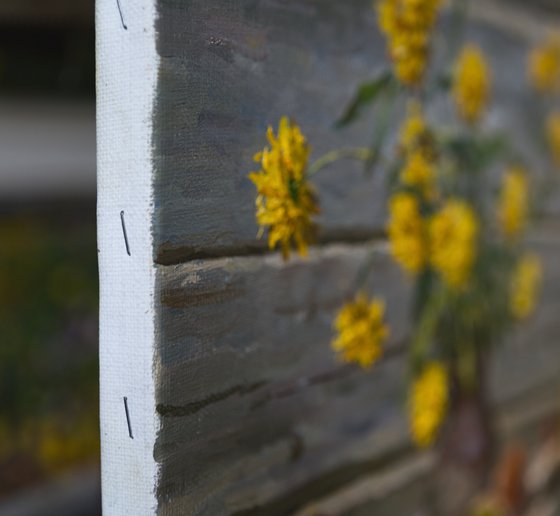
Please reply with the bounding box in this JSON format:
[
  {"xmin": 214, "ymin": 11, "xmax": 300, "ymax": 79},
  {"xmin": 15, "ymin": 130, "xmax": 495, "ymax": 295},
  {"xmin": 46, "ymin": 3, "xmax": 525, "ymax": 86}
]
[
  {"xmin": 249, "ymin": 117, "xmax": 319, "ymax": 259},
  {"xmin": 377, "ymin": 0, "xmax": 444, "ymax": 86},
  {"xmin": 388, "ymin": 193, "xmax": 428, "ymax": 275},
  {"xmin": 453, "ymin": 44, "xmax": 491, "ymax": 124},
  {"xmin": 510, "ymin": 253, "xmax": 542, "ymax": 320},
  {"xmin": 430, "ymin": 199, "xmax": 478, "ymax": 289},
  {"xmin": 332, "ymin": 293, "xmax": 390, "ymax": 368},
  {"xmin": 409, "ymin": 362, "xmax": 448, "ymax": 448},
  {"xmin": 400, "ymin": 151, "xmax": 437, "ymax": 200},
  {"xmin": 498, "ymin": 167, "xmax": 529, "ymax": 240},
  {"xmin": 547, "ymin": 112, "xmax": 560, "ymax": 167},
  {"xmin": 397, "ymin": 103, "xmax": 438, "ymax": 200},
  {"xmin": 528, "ymin": 36, "xmax": 560, "ymax": 94},
  {"xmin": 399, "ymin": 100, "xmax": 436, "ymax": 159}
]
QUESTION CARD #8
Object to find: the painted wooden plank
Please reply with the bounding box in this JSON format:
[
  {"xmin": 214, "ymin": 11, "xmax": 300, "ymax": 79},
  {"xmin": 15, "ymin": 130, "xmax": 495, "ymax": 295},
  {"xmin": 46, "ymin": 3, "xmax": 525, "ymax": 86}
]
[
  {"xmin": 293, "ymin": 453, "xmax": 435, "ymax": 516},
  {"xmin": 152, "ymin": 0, "xmax": 386, "ymax": 264},
  {"xmin": 293, "ymin": 376, "xmax": 560, "ymax": 516},
  {"xmin": 490, "ymin": 224, "xmax": 560, "ymax": 404},
  {"xmin": 155, "ymin": 242, "xmax": 413, "ymax": 515},
  {"xmin": 154, "ymin": 229, "xmax": 560, "ymax": 515},
  {"xmin": 152, "ymin": 0, "xmax": 560, "ymax": 264}
]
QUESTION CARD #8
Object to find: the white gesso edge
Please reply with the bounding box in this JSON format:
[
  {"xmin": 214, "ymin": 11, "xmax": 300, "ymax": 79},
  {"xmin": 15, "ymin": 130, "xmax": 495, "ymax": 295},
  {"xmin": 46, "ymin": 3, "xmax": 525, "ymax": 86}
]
[{"xmin": 96, "ymin": 0, "xmax": 159, "ymax": 513}]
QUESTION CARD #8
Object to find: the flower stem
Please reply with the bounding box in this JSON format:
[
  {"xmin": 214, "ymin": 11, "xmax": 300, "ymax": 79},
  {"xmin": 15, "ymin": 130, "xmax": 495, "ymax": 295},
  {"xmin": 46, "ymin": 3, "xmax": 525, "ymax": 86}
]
[
  {"xmin": 351, "ymin": 249, "xmax": 379, "ymax": 292},
  {"xmin": 308, "ymin": 148, "xmax": 374, "ymax": 176},
  {"xmin": 410, "ymin": 283, "xmax": 448, "ymax": 372}
]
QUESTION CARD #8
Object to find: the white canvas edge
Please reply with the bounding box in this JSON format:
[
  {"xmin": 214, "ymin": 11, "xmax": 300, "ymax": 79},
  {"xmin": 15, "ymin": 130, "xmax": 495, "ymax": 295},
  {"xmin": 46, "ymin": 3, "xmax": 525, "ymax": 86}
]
[{"xmin": 96, "ymin": 0, "xmax": 159, "ymax": 513}]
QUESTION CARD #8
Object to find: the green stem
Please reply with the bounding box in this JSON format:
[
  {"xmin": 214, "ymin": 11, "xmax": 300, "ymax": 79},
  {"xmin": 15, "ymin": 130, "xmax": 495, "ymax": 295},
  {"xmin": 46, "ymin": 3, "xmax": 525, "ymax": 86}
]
[
  {"xmin": 308, "ymin": 147, "xmax": 374, "ymax": 176},
  {"xmin": 410, "ymin": 283, "xmax": 448, "ymax": 372},
  {"xmin": 448, "ymin": 0, "xmax": 469, "ymax": 61},
  {"xmin": 351, "ymin": 249, "xmax": 379, "ymax": 293},
  {"xmin": 425, "ymin": 0, "xmax": 469, "ymax": 101},
  {"xmin": 457, "ymin": 342, "xmax": 478, "ymax": 394}
]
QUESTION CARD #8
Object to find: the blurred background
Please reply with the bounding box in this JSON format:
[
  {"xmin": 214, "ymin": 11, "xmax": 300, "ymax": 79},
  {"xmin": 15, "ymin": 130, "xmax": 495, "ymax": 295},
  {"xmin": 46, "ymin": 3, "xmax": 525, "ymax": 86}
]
[{"xmin": 0, "ymin": 1, "xmax": 100, "ymax": 514}]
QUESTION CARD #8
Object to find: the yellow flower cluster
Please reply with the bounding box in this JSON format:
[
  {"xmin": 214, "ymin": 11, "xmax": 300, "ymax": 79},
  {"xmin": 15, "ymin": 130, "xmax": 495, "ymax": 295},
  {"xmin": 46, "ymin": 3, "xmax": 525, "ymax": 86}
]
[
  {"xmin": 249, "ymin": 117, "xmax": 319, "ymax": 259},
  {"xmin": 399, "ymin": 101, "xmax": 429, "ymax": 153},
  {"xmin": 378, "ymin": 0, "xmax": 444, "ymax": 86},
  {"xmin": 398, "ymin": 103, "xmax": 438, "ymax": 200},
  {"xmin": 409, "ymin": 362, "xmax": 448, "ymax": 447},
  {"xmin": 430, "ymin": 199, "xmax": 478, "ymax": 289},
  {"xmin": 332, "ymin": 293, "xmax": 390, "ymax": 368},
  {"xmin": 453, "ymin": 44, "xmax": 491, "ymax": 124},
  {"xmin": 498, "ymin": 167, "xmax": 529, "ymax": 240},
  {"xmin": 388, "ymin": 193, "xmax": 428, "ymax": 275},
  {"xmin": 510, "ymin": 253, "xmax": 542, "ymax": 320},
  {"xmin": 401, "ymin": 151, "xmax": 437, "ymax": 200},
  {"xmin": 388, "ymin": 192, "xmax": 478, "ymax": 289},
  {"xmin": 529, "ymin": 36, "xmax": 560, "ymax": 94},
  {"xmin": 547, "ymin": 112, "xmax": 560, "ymax": 167}
]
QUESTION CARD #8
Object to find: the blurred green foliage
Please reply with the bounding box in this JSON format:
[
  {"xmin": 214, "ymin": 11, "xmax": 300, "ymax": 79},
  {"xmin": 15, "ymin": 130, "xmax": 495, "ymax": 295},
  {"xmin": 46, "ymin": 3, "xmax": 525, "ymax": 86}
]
[{"xmin": 0, "ymin": 208, "xmax": 99, "ymax": 491}]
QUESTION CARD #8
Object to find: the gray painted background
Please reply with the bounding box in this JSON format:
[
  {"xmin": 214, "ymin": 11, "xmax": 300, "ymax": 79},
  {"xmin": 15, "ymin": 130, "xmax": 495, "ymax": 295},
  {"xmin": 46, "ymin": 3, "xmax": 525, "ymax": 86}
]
[{"xmin": 151, "ymin": 1, "xmax": 560, "ymax": 514}]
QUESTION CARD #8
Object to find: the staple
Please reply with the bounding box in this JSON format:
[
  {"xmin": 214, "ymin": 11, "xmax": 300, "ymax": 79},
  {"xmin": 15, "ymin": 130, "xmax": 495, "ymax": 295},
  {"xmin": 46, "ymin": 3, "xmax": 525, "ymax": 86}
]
[
  {"xmin": 124, "ymin": 396, "xmax": 134, "ymax": 439},
  {"xmin": 116, "ymin": 0, "xmax": 128, "ymax": 30},
  {"xmin": 120, "ymin": 210, "xmax": 131, "ymax": 256}
]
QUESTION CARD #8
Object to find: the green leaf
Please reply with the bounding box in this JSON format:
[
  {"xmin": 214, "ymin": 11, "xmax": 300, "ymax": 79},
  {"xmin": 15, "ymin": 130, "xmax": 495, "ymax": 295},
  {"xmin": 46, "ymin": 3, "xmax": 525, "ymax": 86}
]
[
  {"xmin": 442, "ymin": 133, "xmax": 509, "ymax": 171},
  {"xmin": 476, "ymin": 135, "xmax": 510, "ymax": 167},
  {"xmin": 364, "ymin": 80, "xmax": 399, "ymax": 175},
  {"xmin": 335, "ymin": 71, "xmax": 393, "ymax": 128}
]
